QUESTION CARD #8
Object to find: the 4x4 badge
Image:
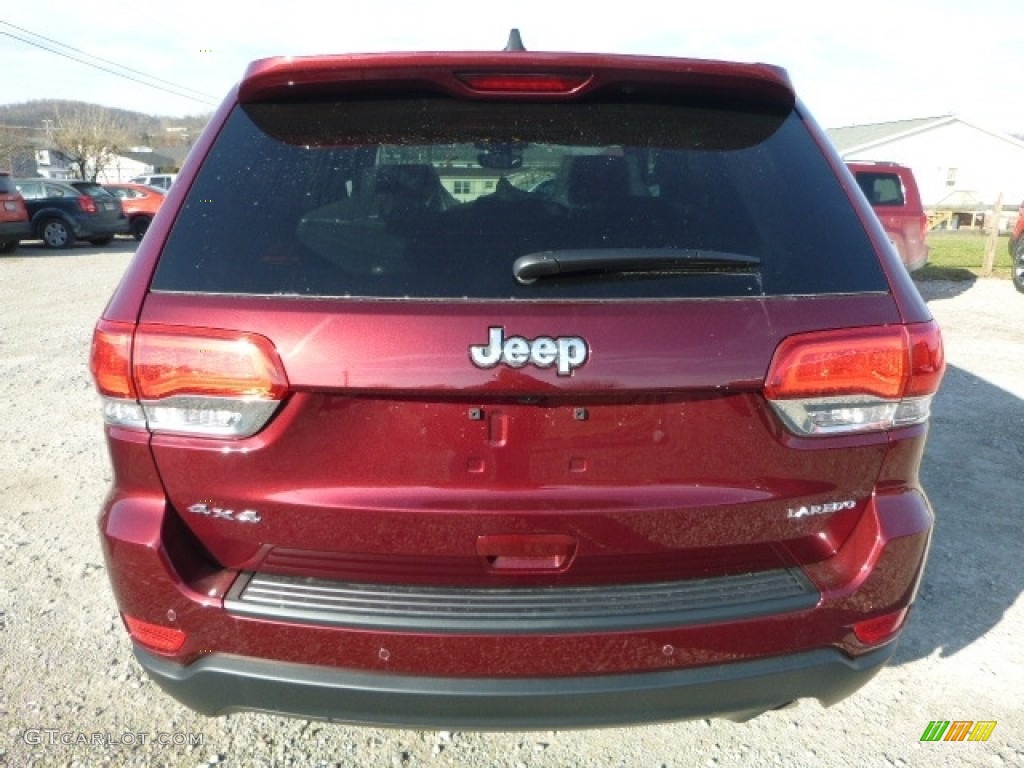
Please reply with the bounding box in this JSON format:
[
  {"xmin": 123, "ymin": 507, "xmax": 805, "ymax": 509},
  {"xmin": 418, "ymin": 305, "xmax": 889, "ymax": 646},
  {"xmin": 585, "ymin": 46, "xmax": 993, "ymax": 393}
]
[
  {"xmin": 470, "ymin": 327, "xmax": 588, "ymax": 376},
  {"xmin": 188, "ymin": 502, "xmax": 262, "ymax": 524}
]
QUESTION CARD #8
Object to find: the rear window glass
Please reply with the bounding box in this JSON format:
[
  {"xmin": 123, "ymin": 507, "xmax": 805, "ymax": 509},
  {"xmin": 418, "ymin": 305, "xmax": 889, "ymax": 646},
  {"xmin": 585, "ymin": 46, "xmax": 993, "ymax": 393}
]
[
  {"xmin": 20, "ymin": 181, "xmax": 77, "ymax": 199},
  {"xmin": 71, "ymin": 183, "xmax": 115, "ymax": 199},
  {"xmin": 853, "ymin": 172, "xmax": 905, "ymax": 206},
  {"xmin": 153, "ymin": 98, "xmax": 887, "ymax": 299}
]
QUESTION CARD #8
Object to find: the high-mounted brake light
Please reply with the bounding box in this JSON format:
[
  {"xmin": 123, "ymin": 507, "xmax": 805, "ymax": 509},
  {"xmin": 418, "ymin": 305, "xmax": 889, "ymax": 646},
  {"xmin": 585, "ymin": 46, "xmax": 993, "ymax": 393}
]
[
  {"xmin": 90, "ymin": 322, "xmax": 289, "ymax": 438},
  {"xmin": 455, "ymin": 72, "xmax": 592, "ymax": 94},
  {"xmin": 764, "ymin": 322, "xmax": 944, "ymax": 436}
]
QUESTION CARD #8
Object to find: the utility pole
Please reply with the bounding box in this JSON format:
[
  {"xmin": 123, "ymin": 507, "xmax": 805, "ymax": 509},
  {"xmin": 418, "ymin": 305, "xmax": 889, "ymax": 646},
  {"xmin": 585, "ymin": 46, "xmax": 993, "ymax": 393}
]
[{"xmin": 982, "ymin": 192, "xmax": 1003, "ymax": 276}]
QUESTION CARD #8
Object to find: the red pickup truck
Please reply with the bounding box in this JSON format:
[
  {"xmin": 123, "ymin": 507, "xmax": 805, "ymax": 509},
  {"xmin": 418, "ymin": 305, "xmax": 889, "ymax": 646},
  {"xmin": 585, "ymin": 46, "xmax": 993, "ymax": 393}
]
[
  {"xmin": 1010, "ymin": 201, "xmax": 1024, "ymax": 292},
  {"xmin": 847, "ymin": 161, "xmax": 929, "ymax": 272}
]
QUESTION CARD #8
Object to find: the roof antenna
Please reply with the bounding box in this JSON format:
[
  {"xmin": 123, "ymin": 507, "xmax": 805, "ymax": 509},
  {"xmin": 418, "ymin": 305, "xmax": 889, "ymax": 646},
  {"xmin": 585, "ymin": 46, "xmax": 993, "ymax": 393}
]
[{"xmin": 504, "ymin": 29, "xmax": 526, "ymax": 52}]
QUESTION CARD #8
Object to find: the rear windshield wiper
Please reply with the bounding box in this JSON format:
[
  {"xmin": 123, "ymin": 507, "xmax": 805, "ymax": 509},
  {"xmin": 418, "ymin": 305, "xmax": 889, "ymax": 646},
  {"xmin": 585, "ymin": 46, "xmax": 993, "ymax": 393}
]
[{"xmin": 513, "ymin": 249, "xmax": 761, "ymax": 284}]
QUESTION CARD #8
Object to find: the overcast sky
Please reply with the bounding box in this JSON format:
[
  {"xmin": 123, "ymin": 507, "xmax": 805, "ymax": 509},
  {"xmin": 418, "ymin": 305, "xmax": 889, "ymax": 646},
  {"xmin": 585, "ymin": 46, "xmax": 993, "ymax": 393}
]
[{"xmin": 2, "ymin": 1, "xmax": 1022, "ymax": 134}]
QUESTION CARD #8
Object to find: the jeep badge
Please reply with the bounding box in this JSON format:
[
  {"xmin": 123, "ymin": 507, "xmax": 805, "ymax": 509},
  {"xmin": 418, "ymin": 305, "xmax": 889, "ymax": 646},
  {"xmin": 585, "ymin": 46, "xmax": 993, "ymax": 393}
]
[{"xmin": 470, "ymin": 327, "xmax": 589, "ymax": 376}]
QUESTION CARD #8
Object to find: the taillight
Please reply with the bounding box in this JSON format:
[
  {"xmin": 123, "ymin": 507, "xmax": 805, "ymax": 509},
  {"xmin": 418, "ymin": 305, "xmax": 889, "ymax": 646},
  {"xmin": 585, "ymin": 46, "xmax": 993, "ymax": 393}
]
[
  {"xmin": 764, "ymin": 322, "xmax": 944, "ymax": 436},
  {"xmin": 90, "ymin": 321, "xmax": 136, "ymax": 398},
  {"xmin": 90, "ymin": 321, "xmax": 146, "ymax": 429},
  {"xmin": 89, "ymin": 320, "xmax": 289, "ymax": 438},
  {"xmin": 77, "ymin": 196, "xmax": 98, "ymax": 214}
]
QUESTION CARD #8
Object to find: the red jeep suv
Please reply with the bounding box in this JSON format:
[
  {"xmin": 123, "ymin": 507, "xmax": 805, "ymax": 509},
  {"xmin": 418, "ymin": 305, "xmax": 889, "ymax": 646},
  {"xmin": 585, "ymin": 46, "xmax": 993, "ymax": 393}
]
[{"xmin": 90, "ymin": 34, "xmax": 945, "ymax": 728}]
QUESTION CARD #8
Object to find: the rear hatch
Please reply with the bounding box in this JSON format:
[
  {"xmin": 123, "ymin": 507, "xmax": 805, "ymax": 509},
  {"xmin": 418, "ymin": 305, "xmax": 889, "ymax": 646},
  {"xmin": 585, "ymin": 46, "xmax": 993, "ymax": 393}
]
[
  {"xmin": 70, "ymin": 181, "xmax": 129, "ymax": 231},
  {"xmin": 121, "ymin": 56, "xmax": 908, "ymax": 589}
]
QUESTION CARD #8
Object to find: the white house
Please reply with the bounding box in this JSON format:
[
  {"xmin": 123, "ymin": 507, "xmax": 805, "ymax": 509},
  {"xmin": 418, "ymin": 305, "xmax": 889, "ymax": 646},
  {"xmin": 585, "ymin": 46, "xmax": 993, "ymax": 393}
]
[
  {"xmin": 827, "ymin": 115, "xmax": 1024, "ymax": 222},
  {"xmin": 96, "ymin": 149, "xmax": 176, "ymax": 183},
  {"xmin": 26, "ymin": 146, "xmax": 178, "ymax": 183},
  {"xmin": 33, "ymin": 149, "xmax": 74, "ymax": 179}
]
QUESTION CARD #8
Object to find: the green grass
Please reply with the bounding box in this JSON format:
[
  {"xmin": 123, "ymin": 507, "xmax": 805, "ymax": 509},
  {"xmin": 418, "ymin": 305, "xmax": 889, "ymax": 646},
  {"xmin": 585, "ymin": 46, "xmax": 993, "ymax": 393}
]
[{"xmin": 916, "ymin": 231, "xmax": 1013, "ymax": 280}]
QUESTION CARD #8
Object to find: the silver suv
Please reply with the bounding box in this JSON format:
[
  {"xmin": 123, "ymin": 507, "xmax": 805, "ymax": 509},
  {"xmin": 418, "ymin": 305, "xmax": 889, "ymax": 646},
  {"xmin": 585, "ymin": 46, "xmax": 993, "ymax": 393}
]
[{"xmin": 129, "ymin": 173, "xmax": 177, "ymax": 190}]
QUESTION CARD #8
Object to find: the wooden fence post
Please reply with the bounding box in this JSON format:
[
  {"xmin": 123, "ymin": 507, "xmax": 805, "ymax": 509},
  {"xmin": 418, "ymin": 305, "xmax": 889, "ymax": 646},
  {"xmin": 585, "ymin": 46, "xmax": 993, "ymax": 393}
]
[{"xmin": 982, "ymin": 192, "xmax": 1004, "ymax": 276}]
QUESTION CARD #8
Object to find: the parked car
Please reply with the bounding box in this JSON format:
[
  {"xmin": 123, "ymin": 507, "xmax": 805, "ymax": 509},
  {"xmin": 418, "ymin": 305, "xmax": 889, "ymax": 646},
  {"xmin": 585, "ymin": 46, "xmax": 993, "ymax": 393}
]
[
  {"xmin": 1009, "ymin": 201, "xmax": 1023, "ymax": 252},
  {"xmin": 103, "ymin": 182, "xmax": 165, "ymax": 240},
  {"xmin": 846, "ymin": 161, "xmax": 929, "ymax": 271},
  {"xmin": 129, "ymin": 173, "xmax": 177, "ymax": 191},
  {"xmin": 16, "ymin": 179, "xmax": 129, "ymax": 248},
  {"xmin": 89, "ymin": 33, "xmax": 945, "ymax": 729},
  {"xmin": 1011, "ymin": 202, "xmax": 1024, "ymax": 293},
  {"xmin": 0, "ymin": 172, "xmax": 32, "ymax": 253}
]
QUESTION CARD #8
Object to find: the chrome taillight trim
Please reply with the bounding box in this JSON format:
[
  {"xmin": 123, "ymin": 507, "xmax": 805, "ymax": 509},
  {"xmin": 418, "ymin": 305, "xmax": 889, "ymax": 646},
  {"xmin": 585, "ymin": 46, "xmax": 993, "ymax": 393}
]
[
  {"xmin": 100, "ymin": 395, "xmax": 280, "ymax": 438},
  {"xmin": 769, "ymin": 394, "xmax": 934, "ymax": 437}
]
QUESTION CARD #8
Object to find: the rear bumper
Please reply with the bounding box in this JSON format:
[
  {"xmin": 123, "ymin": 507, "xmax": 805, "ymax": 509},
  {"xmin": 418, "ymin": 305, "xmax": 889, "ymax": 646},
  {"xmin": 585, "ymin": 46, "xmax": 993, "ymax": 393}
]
[
  {"xmin": 135, "ymin": 644, "xmax": 895, "ymax": 729},
  {"xmin": 66, "ymin": 215, "xmax": 130, "ymax": 239},
  {"xmin": 0, "ymin": 220, "xmax": 31, "ymax": 242},
  {"xmin": 87, "ymin": 217, "xmax": 131, "ymax": 237},
  {"xmin": 904, "ymin": 243, "xmax": 929, "ymax": 272},
  {"xmin": 891, "ymin": 234, "xmax": 928, "ymax": 272},
  {"xmin": 99, "ymin": 434, "xmax": 933, "ymax": 727}
]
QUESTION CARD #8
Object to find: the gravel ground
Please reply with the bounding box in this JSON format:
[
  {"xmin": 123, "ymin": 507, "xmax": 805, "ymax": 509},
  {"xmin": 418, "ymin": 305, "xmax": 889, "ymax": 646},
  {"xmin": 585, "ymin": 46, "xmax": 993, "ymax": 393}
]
[{"xmin": 1, "ymin": 241, "xmax": 1022, "ymax": 767}]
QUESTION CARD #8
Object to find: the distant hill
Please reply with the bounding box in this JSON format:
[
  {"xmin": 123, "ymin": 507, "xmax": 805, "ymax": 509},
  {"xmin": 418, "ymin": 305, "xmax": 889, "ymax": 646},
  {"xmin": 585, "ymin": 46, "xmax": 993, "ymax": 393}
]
[{"xmin": 0, "ymin": 99, "xmax": 209, "ymax": 147}]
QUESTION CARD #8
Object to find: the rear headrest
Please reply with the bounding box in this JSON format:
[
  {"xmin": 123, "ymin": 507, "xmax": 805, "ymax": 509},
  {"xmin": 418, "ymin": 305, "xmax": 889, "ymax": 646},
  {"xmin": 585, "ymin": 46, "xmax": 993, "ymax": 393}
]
[
  {"xmin": 359, "ymin": 164, "xmax": 454, "ymax": 214},
  {"xmin": 557, "ymin": 155, "xmax": 649, "ymax": 207}
]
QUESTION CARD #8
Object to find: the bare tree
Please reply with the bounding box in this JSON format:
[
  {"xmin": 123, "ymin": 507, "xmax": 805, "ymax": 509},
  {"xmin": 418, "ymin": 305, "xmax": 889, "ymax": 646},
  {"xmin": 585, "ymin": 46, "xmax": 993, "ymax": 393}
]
[
  {"xmin": 51, "ymin": 106, "xmax": 129, "ymax": 181},
  {"xmin": 0, "ymin": 126, "xmax": 31, "ymax": 173}
]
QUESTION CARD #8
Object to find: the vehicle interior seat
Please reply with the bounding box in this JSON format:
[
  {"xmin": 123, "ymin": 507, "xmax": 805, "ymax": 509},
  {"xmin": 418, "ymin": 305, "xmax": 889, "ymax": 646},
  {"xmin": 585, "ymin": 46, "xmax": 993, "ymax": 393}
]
[{"xmin": 556, "ymin": 155, "xmax": 649, "ymax": 208}]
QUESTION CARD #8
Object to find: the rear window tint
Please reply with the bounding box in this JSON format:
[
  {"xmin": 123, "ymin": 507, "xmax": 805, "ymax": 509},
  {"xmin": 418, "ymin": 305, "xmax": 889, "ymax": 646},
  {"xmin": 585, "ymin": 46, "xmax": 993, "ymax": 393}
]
[
  {"xmin": 71, "ymin": 183, "xmax": 115, "ymax": 199},
  {"xmin": 853, "ymin": 172, "xmax": 905, "ymax": 206},
  {"xmin": 153, "ymin": 98, "xmax": 887, "ymax": 299}
]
